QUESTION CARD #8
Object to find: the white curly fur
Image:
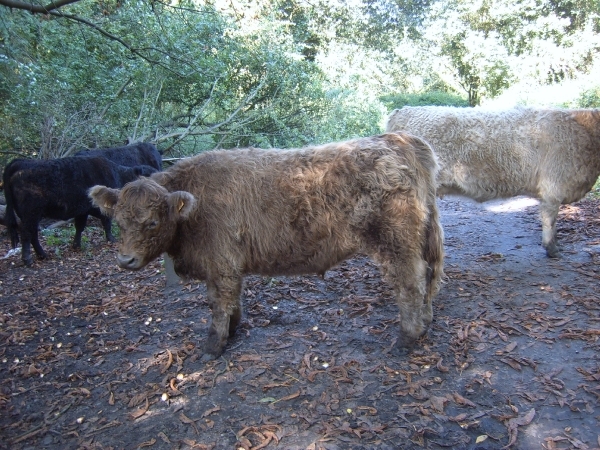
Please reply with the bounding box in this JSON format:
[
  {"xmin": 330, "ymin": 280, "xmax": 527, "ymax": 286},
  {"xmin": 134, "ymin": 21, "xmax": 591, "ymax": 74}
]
[{"xmin": 386, "ymin": 105, "xmax": 600, "ymax": 257}]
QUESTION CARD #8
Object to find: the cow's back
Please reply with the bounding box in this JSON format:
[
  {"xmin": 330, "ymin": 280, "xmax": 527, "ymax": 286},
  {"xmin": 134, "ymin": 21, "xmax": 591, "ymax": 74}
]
[
  {"xmin": 386, "ymin": 106, "xmax": 600, "ymax": 203},
  {"xmin": 9, "ymin": 156, "xmax": 127, "ymax": 220},
  {"xmin": 75, "ymin": 143, "xmax": 162, "ymax": 171}
]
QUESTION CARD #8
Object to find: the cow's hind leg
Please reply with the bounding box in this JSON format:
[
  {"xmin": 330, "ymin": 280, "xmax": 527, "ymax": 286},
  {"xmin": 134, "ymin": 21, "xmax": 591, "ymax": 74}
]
[
  {"xmin": 73, "ymin": 214, "xmax": 88, "ymax": 249},
  {"xmin": 540, "ymin": 201, "xmax": 560, "ymax": 258},
  {"xmin": 203, "ymin": 276, "xmax": 243, "ymax": 360},
  {"xmin": 20, "ymin": 216, "xmax": 46, "ymax": 266},
  {"xmin": 376, "ymin": 250, "xmax": 430, "ymax": 352},
  {"xmin": 20, "ymin": 227, "xmax": 34, "ymax": 267}
]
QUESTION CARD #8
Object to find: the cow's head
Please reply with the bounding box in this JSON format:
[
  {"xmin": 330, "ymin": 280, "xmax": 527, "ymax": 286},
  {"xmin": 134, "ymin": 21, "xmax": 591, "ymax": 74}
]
[{"xmin": 89, "ymin": 178, "xmax": 196, "ymax": 270}]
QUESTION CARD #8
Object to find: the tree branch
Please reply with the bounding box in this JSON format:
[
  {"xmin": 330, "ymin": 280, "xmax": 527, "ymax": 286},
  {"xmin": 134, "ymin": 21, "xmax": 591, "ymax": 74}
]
[
  {"xmin": 0, "ymin": 0, "xmax": 79, "ymax": 14},
  {"xmin": 1, "ymin": 2, "xmax": 198, "ymax": 76}
]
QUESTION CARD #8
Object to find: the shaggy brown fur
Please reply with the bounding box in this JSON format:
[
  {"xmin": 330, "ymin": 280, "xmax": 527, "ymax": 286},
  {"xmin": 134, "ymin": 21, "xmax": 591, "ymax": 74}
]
[{"xmin": 90, "ymin": 133, "xmax": 444, "ymax": 359}]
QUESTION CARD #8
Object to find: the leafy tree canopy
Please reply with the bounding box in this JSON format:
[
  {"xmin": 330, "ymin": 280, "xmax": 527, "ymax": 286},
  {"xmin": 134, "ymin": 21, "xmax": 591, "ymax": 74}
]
[{"xmin": 0, "ymin": 0, "xmax": 598, "ymax": 162}]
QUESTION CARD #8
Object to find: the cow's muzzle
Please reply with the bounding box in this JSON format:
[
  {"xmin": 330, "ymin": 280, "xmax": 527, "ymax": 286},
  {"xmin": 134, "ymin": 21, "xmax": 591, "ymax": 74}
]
[{"xmin": 117, "ymin": 253, "xmax": 142, "ymax": 270}]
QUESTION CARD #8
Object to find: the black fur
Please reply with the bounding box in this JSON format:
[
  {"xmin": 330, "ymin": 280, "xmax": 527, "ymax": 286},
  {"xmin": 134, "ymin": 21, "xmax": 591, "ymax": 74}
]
[
  {"xmin": 74, "ymin": 142, "xmax": 162, "ymax": 170},
  {"xmin": 3, "ymin": 156, "xmax": 157, "ymax": 266}
]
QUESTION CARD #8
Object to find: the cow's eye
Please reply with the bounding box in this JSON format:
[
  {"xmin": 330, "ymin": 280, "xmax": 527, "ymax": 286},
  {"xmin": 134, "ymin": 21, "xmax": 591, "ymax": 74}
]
[{"xmin": 147, "ymin": 221, "xmax": 158, "ymax": 230}]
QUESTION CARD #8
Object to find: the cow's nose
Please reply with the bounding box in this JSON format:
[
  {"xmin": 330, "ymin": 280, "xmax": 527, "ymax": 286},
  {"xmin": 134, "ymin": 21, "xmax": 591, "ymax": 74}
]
[{"xmin": 117, "ymin": 253, "xmax": 138, "ymax": 269}]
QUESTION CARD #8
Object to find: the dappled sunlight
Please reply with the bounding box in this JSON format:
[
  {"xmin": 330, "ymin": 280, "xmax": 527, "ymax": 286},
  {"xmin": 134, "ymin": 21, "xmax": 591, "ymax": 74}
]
[{"xmin": 484, "ymin": 196, "xmax": 539, "ymax": 213}]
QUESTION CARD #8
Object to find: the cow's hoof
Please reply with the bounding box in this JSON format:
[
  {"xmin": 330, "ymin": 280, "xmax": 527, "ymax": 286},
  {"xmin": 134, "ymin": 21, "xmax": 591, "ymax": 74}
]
[
  {"xmin": 200, "ymin": 352, "xmax": 217, "ymax": 363},
  {"xmin": 23, "ymin": 258, "xmax": 34, "ymax": 267},
  {"xmin": 394, "ymin": 346, "xmax": 412, "ymax": 357},
  {"xmin": 202, "ymin": 341, "xmax": 224, "ymax": 361},
  {"xmin": 395, "ymin": 334, "xmax": 419, "ymax": 354},
  {"xmin": 545, "ymin": 244, "xmax": 560, "ymax": 258}
]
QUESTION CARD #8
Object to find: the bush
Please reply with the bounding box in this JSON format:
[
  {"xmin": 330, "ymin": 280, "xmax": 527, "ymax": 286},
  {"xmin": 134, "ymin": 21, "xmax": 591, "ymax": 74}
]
[
  {"xmin": 380, "ymin": 91, "xmax": 469, "ymax": 111},
  {"xmin": 578, "ymin": 87, "xmax": 600, "ymax": 108}
]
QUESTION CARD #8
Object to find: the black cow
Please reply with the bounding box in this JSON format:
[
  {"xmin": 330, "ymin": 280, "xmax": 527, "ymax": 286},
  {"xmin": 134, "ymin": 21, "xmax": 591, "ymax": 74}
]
[
  {"xmin": 74, "ymin": 142, "xmax": 163, "ymax": 253},
  {"xmin": 74, "ymin": 142, "xmax": 162, "ymax": 171},
  {"xmin": 3, "ymin": 156, "xmax": 157, "ymax": 266}
]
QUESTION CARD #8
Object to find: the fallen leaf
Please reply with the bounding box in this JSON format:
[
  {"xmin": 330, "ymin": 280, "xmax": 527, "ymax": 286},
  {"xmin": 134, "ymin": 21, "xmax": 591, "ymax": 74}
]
[
  {"xmin": 137, "ymin": 438, "xmax": 156, "ymax": 448},
  {"xmin": 157, "ymin": 432, "xmax": 170, "ymax": 443},
  {"xmin": 503, "ymin": 408, "xmax": 535, "ymax": 448},
  {"xmin": 436, "ymin": 358, "xmax": 450, "ymax": 373},
  {"xmin": 500, "ymin": 357, "xmax": 522, "ymax": 371},
  {"xmin": 236, "ymin": 354, "xmax": 262, "ymax": 362},
  {"xmin": 128, "ymin": 393, "xmax": 148, "ymax": 408},
  {"xmin": 429, "ymin": 396, "xmax": 448, "ymax": 412},
  {"xmin": 129, "ymin": 398, "xmax": 149, "ymax": 421},
  {"xmin": 357, "ymin": 406, "xmax": 377, "ymax": 415},
  {"xmin": 68, "ymin": 388, "xmax": 91, "ymax": 397},
  {"xmin": 161, "ymin": 349, "xmax": 173, "ymax": 374},
  {"xmin": 504, "ymin": 341, "xmax": 518, "ymax": 353},
  {"xmin": 452, "ymin": 392, "xmax": 477, "ymax": 408},
  {"xmin": 449, "ymin": 413, "xmax": 468, "ymax": 422},
  {"xmin": 202, "ymin": 406, "xmax": 221, "ymax": 418},
  {"xmin": 179, "ymin": 412, "xmax": 199, "ymax": 434}
]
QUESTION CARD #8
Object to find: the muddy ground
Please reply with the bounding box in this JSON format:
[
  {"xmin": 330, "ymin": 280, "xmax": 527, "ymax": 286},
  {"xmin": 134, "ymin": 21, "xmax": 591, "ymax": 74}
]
[{"xmin": 0, "ymin": 196, "xmax": 599, "ymax": 450}]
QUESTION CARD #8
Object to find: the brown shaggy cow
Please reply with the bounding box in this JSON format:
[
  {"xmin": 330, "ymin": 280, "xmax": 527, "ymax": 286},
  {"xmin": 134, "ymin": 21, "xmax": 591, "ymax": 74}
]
[{"xmin": 89, "ymin": 133, "xmax": 444, "ymax": 359}]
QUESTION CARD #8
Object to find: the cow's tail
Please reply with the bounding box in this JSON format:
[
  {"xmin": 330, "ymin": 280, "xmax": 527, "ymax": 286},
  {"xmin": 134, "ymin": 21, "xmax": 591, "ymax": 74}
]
[
  {"xmin": 395, "ymin": 132, "xmax": 444, "ymax": 300},
  {"xmin": 2, "ymin": 161, "xmax": 21, "ymax": 248},
  {"xmin": 423, "ymin": 193, "xmax": 444, "ymax": 301},
  {"xmin": 418, "ymin": 139, "xmax": 444, "ymax": 301}
]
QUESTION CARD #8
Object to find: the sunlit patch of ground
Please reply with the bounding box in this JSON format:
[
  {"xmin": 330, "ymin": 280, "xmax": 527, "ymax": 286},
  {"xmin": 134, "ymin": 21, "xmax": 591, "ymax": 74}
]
[{"xmin": 484, "ymin": 196, "xmax": 540, "ymax": 213}]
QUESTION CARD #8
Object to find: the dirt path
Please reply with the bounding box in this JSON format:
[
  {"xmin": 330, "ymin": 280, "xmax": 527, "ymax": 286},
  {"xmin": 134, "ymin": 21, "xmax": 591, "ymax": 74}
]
[{"xmin": 1, "ymin": 197, "xmax": 599, "ymax": 450}]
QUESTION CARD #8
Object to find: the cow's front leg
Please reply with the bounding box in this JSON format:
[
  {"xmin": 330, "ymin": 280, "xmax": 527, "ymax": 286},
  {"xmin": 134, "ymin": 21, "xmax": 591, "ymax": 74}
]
[
  {"xmin": 540, "ymin": 201, "xmax": 560, "ymax": 258},
  {"xmin": 100, "ymin": 216, "xmax": 116, "ymax": 242},
  {"xmin": 204, "ymin": 276, "xmax": 243, "ymax": 359},
  {"xmin": 30, "ymin": 227, "xmax": 47, "ymax": 260}
]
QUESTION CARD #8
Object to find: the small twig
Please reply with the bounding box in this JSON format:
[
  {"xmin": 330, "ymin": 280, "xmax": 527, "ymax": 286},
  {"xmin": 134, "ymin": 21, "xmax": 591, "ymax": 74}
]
[
  {"xmin": 10, "ymin": 424, "xmax": 47, "ymax": 444},
  {"xmin": 83, "ymin": 420, "xmax": 121, "ymax": 437},
  {"xmin": 11, "ymin": 382, "xmax": 53, "ymax": 396},
  {"xmin": 211, "ymin": 357, "xmax": 229, "ymax": 388}
]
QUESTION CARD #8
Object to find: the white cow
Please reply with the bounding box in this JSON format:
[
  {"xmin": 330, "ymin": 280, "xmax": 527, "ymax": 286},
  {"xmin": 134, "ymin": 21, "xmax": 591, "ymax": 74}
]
[{"xmin": 387, "ymin": 105, "xmax": 600, "ymax": 257}]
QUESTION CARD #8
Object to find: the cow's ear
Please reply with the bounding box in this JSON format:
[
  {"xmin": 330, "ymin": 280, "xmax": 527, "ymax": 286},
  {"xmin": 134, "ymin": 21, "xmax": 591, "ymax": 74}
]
[
  {"xmin": 167, "ymin": 191, "xmax": 196, "ymax": 220},
  {"xmin": 89, "ymin": 185, "xmax": 120, "ymax": 217}
]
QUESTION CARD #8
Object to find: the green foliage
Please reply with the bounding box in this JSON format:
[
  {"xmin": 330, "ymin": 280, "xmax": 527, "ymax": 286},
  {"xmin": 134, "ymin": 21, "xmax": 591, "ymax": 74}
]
[
  {"xmin": 380, "ymin": 91, "xmax": 469, "ymax": 110},
  {"xmin": 587, "ymin": 176, "xmax": 600, "ymax": 199},
  {"xmin": 41, "ymin": 227, "xmax": 74, "ymax": 248},
  {"xmin": 111, "ymin": 222, "xmax": 120, "ymax": 241},
  {"xmin": 577, "ymin": 86, "xmax": 600, "ymax": 107},
  {"xmin": 40, "ymin": 225, "xmax": 89, "ymax": 256},
  {"xmin": 312, "ymin": 88, "xmax": 386, "ymax": 143},
  {"xmin": 0, "ymin": 2, "xmax": 334, "ymax": 158},
  {"xmin": 1, "ymin": 0, "xmax": 599, "ymax": 161}
]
